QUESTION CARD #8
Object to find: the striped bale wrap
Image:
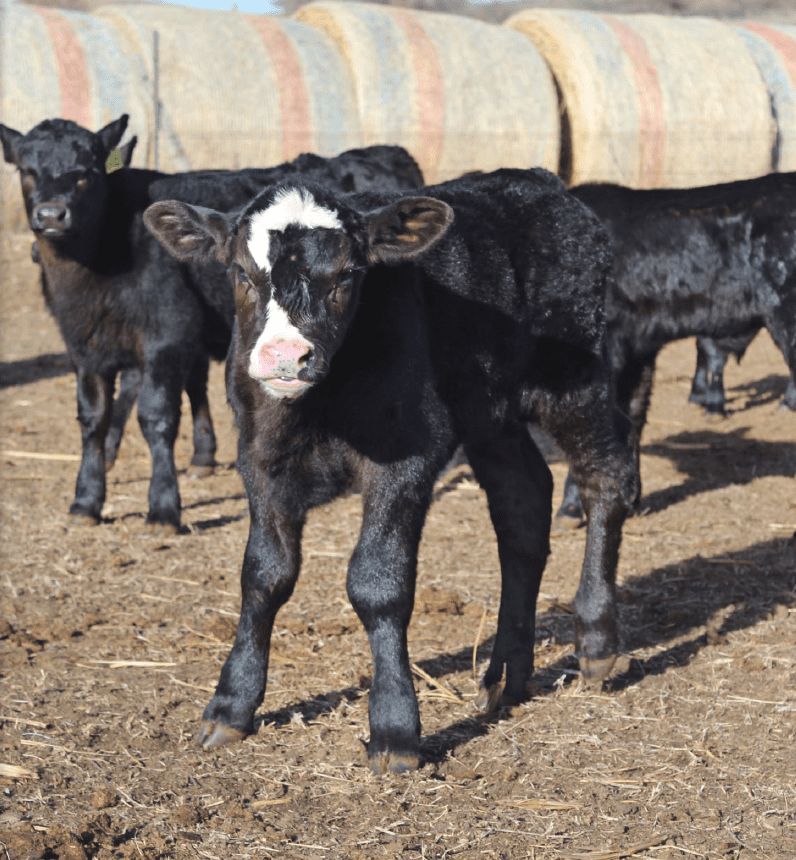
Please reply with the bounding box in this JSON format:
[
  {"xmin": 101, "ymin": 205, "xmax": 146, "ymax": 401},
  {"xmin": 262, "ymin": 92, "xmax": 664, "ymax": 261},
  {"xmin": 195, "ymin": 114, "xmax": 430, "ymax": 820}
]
[
  {"xmin": 505, "ymin": 10, "xmax": 776, "ymax": 188},
  {"xmin": 95, "ymin": 4, "xmax": 363, "ymax": 174},
  {"xmin": 295, "ymin": 1, "xmax": 559, "ymax": 184},
  {"xmin": 735, "ymin": 23, "xmax": 796, "ymax": 172},
  {"xmin": 0, "ymin": 0, "xmax": 150, "ymax": 230}
]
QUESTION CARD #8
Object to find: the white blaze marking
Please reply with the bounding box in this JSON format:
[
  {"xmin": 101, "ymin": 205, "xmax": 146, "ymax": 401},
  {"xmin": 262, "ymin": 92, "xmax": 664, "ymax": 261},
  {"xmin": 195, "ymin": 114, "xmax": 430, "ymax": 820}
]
[
  {"xmin": 246, "ymin": 187, "xmax": 342, "ymax": 272},
  {"xmin": 248, "ymin": 298, "xmax": 312, "ymax": 379}
]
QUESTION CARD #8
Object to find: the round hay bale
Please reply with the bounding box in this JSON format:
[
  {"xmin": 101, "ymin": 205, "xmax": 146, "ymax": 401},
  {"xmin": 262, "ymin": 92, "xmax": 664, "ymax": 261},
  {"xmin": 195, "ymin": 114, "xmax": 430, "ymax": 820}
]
[
  {"xmin": 735, "ymin": 23, "xmax": 796, "ymax": 171},
  {"xmin": 0, "ymin": 0, "xmax": 149, "ymax": 231},
  {"xmin": 95, "ymin": 4, "xmax": 363, "ymax": 173},
  {"xmin": 505, "ymin": 10, "xmax": 776, "ymax": 188},
  {"xmin": 295, "ymin": 1, "xmax": 559, "ymax": 183}
]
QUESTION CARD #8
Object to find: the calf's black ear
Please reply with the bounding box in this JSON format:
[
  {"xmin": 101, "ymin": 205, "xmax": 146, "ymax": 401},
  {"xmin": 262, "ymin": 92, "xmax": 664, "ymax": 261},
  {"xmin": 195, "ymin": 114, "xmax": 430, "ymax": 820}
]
[
  {"xmin": 0, "ymin": 124, "xmax": 22, "ymax": 165},
  {"xmin": 144, "ymin": 200, "xmax": 235, "ymax": 266},
  {"xmin": 96, "ymin": 114, "xmax": 129, "ymax": 155},
  {"xmin": 366, "ymin": 196, "xmax": 453, "ymax": 264},
  {"xmin": 119, "ymin": 135, "xmax": 138, "ymax": 167}
]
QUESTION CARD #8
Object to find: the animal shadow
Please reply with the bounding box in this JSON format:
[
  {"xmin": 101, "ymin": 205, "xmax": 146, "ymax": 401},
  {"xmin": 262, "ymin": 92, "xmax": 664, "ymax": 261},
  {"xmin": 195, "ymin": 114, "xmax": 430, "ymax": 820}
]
[
  {"xmin": 728, "ymin": 372, "xmax": 791, "ymax": 410},
  {"xmin": 221, "ymin": 535, "xmax": 793, "ymax": 767},
  {"xmin": 0, "ymin": 352, "xmax": 71, "ymax": 388},
  {"xmin": 640, "ymin": 427, "xmax": 796, "ymax": 515}
]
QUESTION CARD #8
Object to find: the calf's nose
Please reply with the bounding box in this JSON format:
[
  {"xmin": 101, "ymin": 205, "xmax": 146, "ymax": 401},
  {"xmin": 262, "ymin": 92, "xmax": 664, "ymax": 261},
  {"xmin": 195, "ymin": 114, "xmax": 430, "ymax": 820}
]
[
  {"xmin": 33, "ymin": 202, "xmax": 71, "ymax": 233},
  {"xmin": 250, "ymin": 337, "xmax": 313, "ymax": 379}
]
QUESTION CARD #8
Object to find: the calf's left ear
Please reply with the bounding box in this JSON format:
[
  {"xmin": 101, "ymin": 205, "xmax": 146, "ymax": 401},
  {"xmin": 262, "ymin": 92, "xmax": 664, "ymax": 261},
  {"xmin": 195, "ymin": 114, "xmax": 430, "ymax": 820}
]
[
  {"xmin": 366, "ymin": 197, "xmax": 453, "ymax": 264},
  {"xmin": 144, "ymin": 200, "xmax": 235, "ymax": 266}
]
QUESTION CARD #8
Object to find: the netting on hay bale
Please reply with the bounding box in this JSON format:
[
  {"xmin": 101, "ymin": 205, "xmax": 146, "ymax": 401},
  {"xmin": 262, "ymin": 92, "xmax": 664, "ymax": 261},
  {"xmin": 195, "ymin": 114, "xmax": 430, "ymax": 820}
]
[
  {"xmin": 94, "ymin": 4, "xmax": 363, "ymax": 174},
  {"xmin": 0, "ymin": 0, "xmax": 150, "ymax": 231},
  {"xmin": 505, "ymin": 9, "xmax": 777, "ymax": 189},
  {"xmin": 294, "ymin": 1, "xmax": 560, "ymax": 184},
  {"xmin": 735, "ymin": 22, "xmax": 796, "ymax": 172}
]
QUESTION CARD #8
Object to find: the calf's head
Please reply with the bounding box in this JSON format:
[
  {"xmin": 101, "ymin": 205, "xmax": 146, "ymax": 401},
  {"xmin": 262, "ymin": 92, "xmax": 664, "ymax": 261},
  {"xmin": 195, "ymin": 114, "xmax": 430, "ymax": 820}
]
[
  {"xmin": 144, "ymin": 184, "xmax": 453, "ymax": 400},
  {"xmin": 0, "ymin": 115, "xmax": 131, "ymax": 240}
]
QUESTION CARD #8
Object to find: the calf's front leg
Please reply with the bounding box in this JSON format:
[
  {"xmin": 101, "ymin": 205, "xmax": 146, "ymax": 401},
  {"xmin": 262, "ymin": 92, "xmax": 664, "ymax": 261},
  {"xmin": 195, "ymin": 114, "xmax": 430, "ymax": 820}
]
[
  {"xmin": 347, "ymin": 479, "xmax": 432, "ymax": 774},
  {"xmin": 198, "ymin": 501, "xmax": 303, "ymax": 747}
]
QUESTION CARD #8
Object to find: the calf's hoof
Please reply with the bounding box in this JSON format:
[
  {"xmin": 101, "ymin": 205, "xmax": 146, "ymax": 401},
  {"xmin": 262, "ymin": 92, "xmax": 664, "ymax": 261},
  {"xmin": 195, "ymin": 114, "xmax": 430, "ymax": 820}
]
[
  {"xmin": 196, "ymin": 720, "xmax": 248, "ymax": 749},
  {"xmin": 187, "ymin": 463, "xmax": 215, "ymax": 480},
  {"xmin": 579, "ymin": 654, "xmax": 617, "ymax": 683},
  {"xmin": 69, "ymin": 503, "xmax": 102, "ymax": 526},
  {"xmin": 554, "ymin": 511, "xmax": 584, "ymax": 531},
  {"xmin": 369, "ymin": 752, "xmax": 420, "ymax": 775},
  {"xmin": 474, "ymin": 680, "xmax": 504, "ymax": 713},
  {"xmin": 69, "ymin": 512, "xmax": 101, "ymax": 527},
  {"xmin": 145, "ymin": 517, "xmax": 180, "ymax": 537}
]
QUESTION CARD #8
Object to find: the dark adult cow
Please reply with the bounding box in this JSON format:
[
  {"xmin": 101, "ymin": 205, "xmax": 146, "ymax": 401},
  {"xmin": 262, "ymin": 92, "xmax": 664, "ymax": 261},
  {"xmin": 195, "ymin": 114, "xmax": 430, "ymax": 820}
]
[
  {"xmin": 144, "ymin": 169, "xmax": 638, "ymax": 773},
  {"xmin": 0, "ymin": 114, "xmax": 423, "ymax": 532},
  {"xmin": 557, "ymin": 173, "xmax": 796, "ymax": 523}
]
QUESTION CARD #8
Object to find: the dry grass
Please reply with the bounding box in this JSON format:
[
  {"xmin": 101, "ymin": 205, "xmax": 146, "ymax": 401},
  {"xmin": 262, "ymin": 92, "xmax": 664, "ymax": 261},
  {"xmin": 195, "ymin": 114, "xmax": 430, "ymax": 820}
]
[{"xmin": 1, "ymin": 230, "xmax": 794, "ymax": 858}]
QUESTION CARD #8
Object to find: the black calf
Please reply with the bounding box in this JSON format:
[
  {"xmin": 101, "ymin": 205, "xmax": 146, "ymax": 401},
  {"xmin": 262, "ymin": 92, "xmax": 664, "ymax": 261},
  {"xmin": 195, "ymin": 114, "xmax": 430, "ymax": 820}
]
[
  {"xmin": 145, "ymin": 168, "xmax": 637, "ymax": 772},
  {"xmin": 1, "ymin": 115, "xmax": 424, "ymax": 531},
  {"xmin": 558, "ymin": 174, "xmax": 796, "ymax": 523}
]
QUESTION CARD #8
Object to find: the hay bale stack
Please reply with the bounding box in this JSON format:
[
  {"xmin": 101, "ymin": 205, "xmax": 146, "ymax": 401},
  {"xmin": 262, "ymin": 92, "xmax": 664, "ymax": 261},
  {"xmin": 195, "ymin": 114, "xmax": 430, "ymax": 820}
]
[
  {"xmin": 505, "ymin": 9, "xmax": 776, "ymax": 188},
  {"xmin": 295, "ymin": 1, "xmax": 559, "ymax": 183},
  {"xmin": 735, "ymin": 23, "xmax": 796, "ymax": 171},
  {"xmin": 95, "ymin": 4, "xmax": 363, "ymax": 174},
  {"xmin": 0, "ymin": 0, "xmax": 150, "ymax": 231}
]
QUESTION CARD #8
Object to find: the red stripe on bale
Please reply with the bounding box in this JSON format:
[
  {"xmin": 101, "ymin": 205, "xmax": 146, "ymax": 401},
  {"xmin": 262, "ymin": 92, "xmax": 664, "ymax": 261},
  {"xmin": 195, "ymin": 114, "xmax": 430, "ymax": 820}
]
[
  {"xmin": 35, "ymin": 8, "xmax": 91, "ymax": 128},
  {"xmin": 743, "ymin": 24, "xmax": 796, "ymax": 89},
  {"xmin": 604, "ymin": 16, "xmax": 666, "ymax": 188},
  {"xmin": 389, "ymin": 8, "xmax": 445, "ymax": 182},
  {"xmin": 246, "ymin": 15, "xmax": 313, "ymax": 159}
]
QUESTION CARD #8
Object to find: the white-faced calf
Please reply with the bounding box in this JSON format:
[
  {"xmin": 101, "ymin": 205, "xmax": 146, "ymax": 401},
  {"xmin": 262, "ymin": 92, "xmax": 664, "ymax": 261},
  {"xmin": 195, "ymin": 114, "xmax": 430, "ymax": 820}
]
[{"xmin": 145, "ymin": 169, "xmax": 638, "ymax": 773}]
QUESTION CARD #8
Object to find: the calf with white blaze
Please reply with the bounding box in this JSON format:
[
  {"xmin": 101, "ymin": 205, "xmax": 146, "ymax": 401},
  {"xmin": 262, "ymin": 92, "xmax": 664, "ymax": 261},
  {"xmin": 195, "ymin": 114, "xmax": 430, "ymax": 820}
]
[{"xmin": 144, "ymin": 169, "xmax": 638, "ymax": 773}]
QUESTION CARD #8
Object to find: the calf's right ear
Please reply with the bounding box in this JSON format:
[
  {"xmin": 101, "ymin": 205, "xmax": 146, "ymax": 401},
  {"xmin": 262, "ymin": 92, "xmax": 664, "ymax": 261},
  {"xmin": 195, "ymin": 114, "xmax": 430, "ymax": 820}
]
[
  {"xmin": 144, "ymin": 200, "xmax": 235, "ymax": 266},
  {"xmin": 0, "ymin": 124, "xmax": 22, "ymax": 165}
]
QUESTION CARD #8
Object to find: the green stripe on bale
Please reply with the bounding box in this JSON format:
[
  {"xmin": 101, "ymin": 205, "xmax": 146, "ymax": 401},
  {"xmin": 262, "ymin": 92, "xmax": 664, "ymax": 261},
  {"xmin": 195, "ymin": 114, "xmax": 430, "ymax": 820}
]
[
  {"xmin": 506, "ymin": 10, "xmax": 776, "ymax": 188},
  {"xmin": 738, "ymin": 23, "xmax": 796, "ymax": 171},
  {"xmin": 295, "ymin": 1, "xmax": 559, "ymax": 183}
]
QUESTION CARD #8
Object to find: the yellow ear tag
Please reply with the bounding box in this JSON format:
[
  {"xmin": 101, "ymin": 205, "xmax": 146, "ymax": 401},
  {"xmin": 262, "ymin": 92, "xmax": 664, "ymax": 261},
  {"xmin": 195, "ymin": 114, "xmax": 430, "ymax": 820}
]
[{"xmin": 105, "ymin": 149, "xmax": 123, "ymax": 174}]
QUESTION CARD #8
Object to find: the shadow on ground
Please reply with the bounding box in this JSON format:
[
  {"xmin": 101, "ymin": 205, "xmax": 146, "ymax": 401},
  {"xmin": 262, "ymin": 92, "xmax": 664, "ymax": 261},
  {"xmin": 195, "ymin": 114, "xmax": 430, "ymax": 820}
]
[
  {"xmin": 0, "ymin": 352, "xmax": 71, "ymax": 388},
  {"xmin": 640, "ymin": 427, "xmax": 796, "ymax": 514},
  {"xmin": 242, "ymin": 535, "xmax": 794, "ymax": 765}
]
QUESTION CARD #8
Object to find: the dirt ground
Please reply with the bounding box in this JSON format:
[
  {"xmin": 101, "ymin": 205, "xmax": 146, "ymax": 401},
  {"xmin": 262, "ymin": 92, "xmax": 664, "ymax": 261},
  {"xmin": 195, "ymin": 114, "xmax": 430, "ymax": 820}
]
[{"xmin": 0, "ymin": 225, "xmax": 794, "ymax": 860}]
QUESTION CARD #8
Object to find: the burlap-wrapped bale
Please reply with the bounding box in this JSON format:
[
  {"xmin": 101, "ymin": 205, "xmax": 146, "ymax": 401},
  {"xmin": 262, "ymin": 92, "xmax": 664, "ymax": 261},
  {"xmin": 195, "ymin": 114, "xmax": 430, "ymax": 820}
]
[
  {"xmin": 0, "ymin": 0, "xmax": 150, "ymax": 231},
  {"xmin": 295, "ymin": 1, "xmax": 559, "ymax": 183},
  {"xmin": 735, "ymin": 23, "xmax": 796, "ymax": 172},
  {"xmin": 505, "ymin": 10, "xmax": 776, "ymax": 188},
  {"xmin": 95, "ymin": 4, "xmax": 362, "ymax": 175}
]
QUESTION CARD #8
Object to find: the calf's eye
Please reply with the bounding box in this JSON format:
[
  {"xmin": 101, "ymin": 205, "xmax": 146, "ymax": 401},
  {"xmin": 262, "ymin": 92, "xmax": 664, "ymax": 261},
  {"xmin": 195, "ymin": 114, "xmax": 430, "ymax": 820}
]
[{"xmin": 76, "ymin": 177, "xmax": 89, "ymax": 192}]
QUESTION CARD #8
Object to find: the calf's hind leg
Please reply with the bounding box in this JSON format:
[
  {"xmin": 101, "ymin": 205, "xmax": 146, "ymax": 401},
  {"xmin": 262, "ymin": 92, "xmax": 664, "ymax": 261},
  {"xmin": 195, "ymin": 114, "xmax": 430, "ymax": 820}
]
[
  {"xmin": 184, "ymin": 354, "xmax": 217, "ymax": 476},
  {"xmin": 136, "ymin": 360, "xmax": 184, "ymax": 532},
  {"xmin": 465, "ymin": 424, "xmax": 552, "ymax": 711},
  {"xmin": 70, "ymin": 368, "xmax": 114, "ymax": 523},
  {"xmin": 105, "ymin": 367, "xmax": 142, "ymax": 470},
  {"xmin": 552, "ymin": 404, "xmax": 636, "ymax": 681}
]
